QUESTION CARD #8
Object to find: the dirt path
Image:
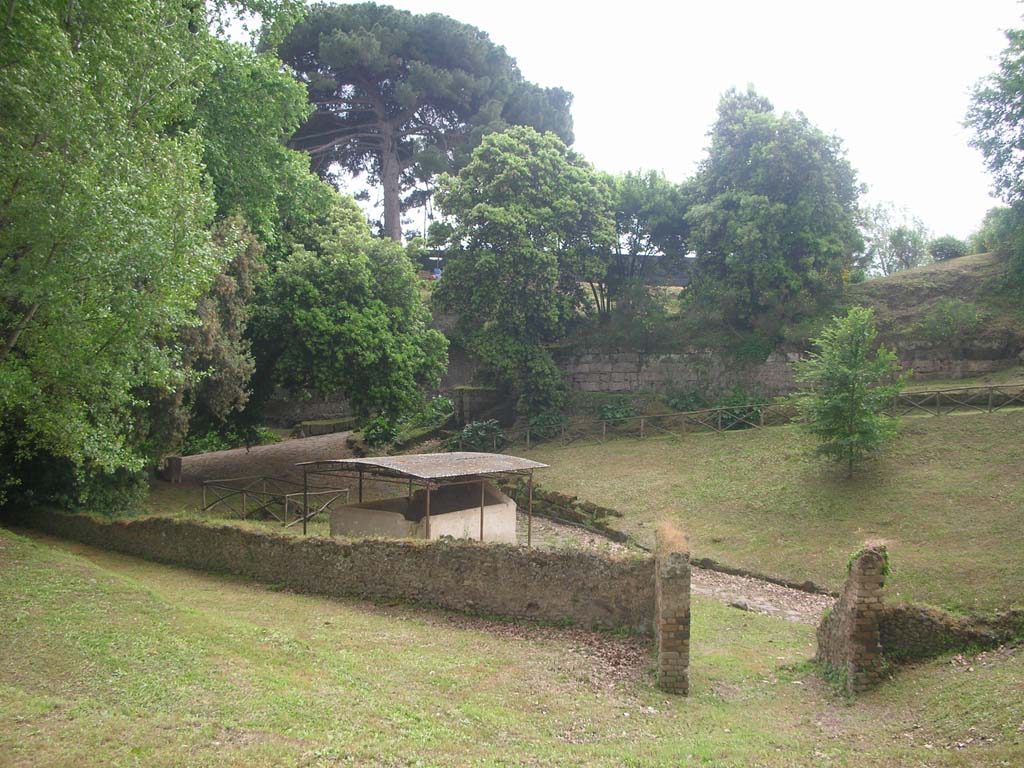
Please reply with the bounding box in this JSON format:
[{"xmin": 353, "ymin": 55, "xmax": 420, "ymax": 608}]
[{"xmin": 691, "ymin": 567, "xmax": 833, "ymax": 625}]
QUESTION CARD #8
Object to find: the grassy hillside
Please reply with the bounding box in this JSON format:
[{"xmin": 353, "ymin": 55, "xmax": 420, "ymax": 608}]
[
  {"xmin": 525, "ymin": 410, "xmax": 1024, "ymax": 613},
  {"xmin": 848, "ymin": 253, "xmax": 1024, "ymax": 358},
  {"xmin": 2, "ymin": 529, "xmax": 1022, "ymax": 767}
]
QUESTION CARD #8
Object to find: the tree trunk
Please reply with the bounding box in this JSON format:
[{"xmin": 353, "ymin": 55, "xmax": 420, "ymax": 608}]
[{"xmin": 380, "ymin": 125, "xmax": 402, "ymax": 242}]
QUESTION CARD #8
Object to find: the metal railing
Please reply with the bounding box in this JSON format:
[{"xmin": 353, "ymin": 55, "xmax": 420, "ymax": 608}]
[{"xmin": 201, "ymin": 475, "xmax": 349, "ymax": 527}]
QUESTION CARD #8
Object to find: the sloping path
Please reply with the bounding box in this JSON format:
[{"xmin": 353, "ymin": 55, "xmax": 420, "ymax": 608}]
[
  {"xmin": 690, "ymin": 567, "xmax": 833, "ymax": 625},
  {"xmin": 181, "ymin": 431, "xmax": 354, "ymax": 485}
]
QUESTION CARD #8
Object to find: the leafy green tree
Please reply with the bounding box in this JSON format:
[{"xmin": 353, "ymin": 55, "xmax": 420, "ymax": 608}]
[
  {"xmin": 793, "ymin": 307, "xmax": 905, "ymax": 478},
  {"xmin": 193, "ymin": 40, "xmax": 313, "ymax": 250},
  {"xmin": 968, "ymin": 27, "xmax": 1024, "ymax": 204},
  {"xmin": 432, "ymin": 126, "xmax": 615, "ymax": 413},
  {"xmin": 928, "ymin": 235, "xmax": 968, "ymax": 261},
  {"xmin": 0, "ymin": 0, "xmax": 312, "ymax": 506},
  {"xmin": 967, "ymin": 26, "xmax": 1024, "ymax": 283},
  {"xmin": 251, "ymin": 197, "xmax": 447, "ymax": 420},
  {"xmin": 856, "ymin": 203, "xmax": 932, "ymax": 276},
  {"xmin": 587, "ymin": 170, "xmax": 690, "ymax": 319},
  {"xmin": 0, "ymin": 0, "xmax": 221, "ymax": 498},
  {"xmin": 686, "ymin": 88, "xmax": 863, "ymax": 336},
  {"xmin": 279, "ymin": 2, "xmax": 574, "ymax": 240}
]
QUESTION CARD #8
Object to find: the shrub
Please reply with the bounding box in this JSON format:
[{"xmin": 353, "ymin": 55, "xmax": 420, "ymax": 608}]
[
  {"xmin": 363, "ymin": 417, "xmax": 399, "ymax": 447},
  {"xmin": 714, "ymin": 386, "xmax": 765, "ymax": 430},
  {"xmin": 448, "ymin": 419, "xmax": 506, "ymax": 452},
  {"xmin": 527, "ymin": 410, "xmax": 569, "ymax": 441},
  {"xmin": 181, "ymin": 426, "xmax": 280, "ymax": 456},
  {"xmin": 401, "ymin": 396, "xmax": 454, "ymax": 430},
  {"xmin": 598, "ymin": 401, "xmax": 635, "ymax": 426},
  {"xmin": 928, "ymin": 235, "xmax": 969, "ymax": 261},
  {"xmin": 918, "ymin": 299, "xmax": 980, "ymax": 350},
  {"xmin": 667, "ymin": 390, "xmax": 707, "ymax": 413}
]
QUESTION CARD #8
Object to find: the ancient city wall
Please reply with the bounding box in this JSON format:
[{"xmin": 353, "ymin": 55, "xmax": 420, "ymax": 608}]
[
  {"xmin": 18, "ymin": 510, "xmax": 656, "ymax": 634},
  {"xmin": 560, "ymin": 350, "xmax": 1018, "ymax": 396}
]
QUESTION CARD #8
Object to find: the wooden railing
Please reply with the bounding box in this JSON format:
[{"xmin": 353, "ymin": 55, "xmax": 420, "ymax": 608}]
[{"xmin": 520, "ymin": 382, "xmax": 1024, "ymax": 448}]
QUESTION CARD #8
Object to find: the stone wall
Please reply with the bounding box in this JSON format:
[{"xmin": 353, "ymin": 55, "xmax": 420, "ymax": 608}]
[
  {"xmin": 816, "ymin": 544, "xmax": 1024, "ymax": 692},
  {"xmin": 261, "ymin": 390, "xmax": 351, "ymax": 428},
  {"xmin": 560, "ymin": 350, "xmax": 800, "ymax": 396},
  {"xmin": 558, "ymin": 350, "xmax": 1019, "ymax": 396},
  {"xmin": 655, "ymin": 522, "xmax": 691, "ymax": 695},
  {"xmin": 17, "ymin": 510, "xmax": 655, "ymax": 633},
  {"xmin": 879, "ymin": 604, "xmax": 1024, "ymax": 661},
  {"xmin": 815, "ymin": 545, "xmax": 888, "ymax": 694}
]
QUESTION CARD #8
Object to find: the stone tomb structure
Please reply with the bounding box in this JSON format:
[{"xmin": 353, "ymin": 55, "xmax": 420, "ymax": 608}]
[{"xmin": 297, "ymin": 453, "xmax": 546, "ymax": 545}]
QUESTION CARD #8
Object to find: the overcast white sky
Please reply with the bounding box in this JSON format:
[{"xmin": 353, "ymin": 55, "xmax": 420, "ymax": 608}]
[{"xmin": 380, "ymin": 0, "xmax": 1021, "ymax": 239}]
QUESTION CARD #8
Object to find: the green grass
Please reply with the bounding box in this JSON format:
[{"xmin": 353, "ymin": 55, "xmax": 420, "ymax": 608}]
[
  {"xmin": 524, "ymin": 411, "xmax": 1024, "ymax": 613},
  {"xmin": 1, "ymin": 528, "xmax": 1022, "ymax": 767}
]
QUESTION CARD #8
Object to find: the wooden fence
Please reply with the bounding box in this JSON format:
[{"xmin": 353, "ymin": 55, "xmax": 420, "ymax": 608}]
[
  {"xmin": 521, "ymin": 383, "xmax": 1024, "ymax": 449},
  {"xmin": 889, "ymin": 384, "xmax": 1024, "ymax": 417}
]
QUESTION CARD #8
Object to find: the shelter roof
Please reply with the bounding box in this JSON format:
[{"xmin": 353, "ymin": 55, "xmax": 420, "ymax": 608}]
[{"xmin": 296, "ymin": 452, "xmax": 547, "ymax": 483}]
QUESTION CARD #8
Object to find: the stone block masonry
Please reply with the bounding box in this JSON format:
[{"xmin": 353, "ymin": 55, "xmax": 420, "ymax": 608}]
[
  {"xmin": 15, "ymin": 510, "xmax": 656, "ymax": 634},
  {"xmin": 816, "ymin": 545, "xmax": 887, "ymax": 694},
  {"xmin": 655, "ymin": 522, "xmax": 691, "ymax": 695}
]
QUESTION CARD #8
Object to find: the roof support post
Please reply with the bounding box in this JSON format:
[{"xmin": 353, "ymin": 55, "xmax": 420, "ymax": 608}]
[
  {"xmin": 527, "ymin": 470, "xmax": 534, "ymax": 548},
  {"xmin": 425, "ymin": 485, "xmax": 432, "ymax": 539},
  {"xmin": 302, "ymin": 467, "xmax": 309, "ymax": 536},
  {"xmin": 479, "ymin": 480, "xmax": 485, "ymax": 542},
  {"xmin": 358, "ymin": 469, "xmax": 363, "ymax": 503}
]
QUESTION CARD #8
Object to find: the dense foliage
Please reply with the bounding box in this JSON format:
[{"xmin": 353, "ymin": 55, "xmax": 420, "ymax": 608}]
[
  {"xmin": 794, "ymin": 307, "xmax": 904, "ymax": 477},
  {"xmin": 251, "ymin": 197, "xmax": 447, "ymax": 421},
  {"xmin": 588, "ymin": 170, "xmax": 690, "ymax": 319},
  {"xmin": 0, "ymin": 0, "xmax": 445, "ymax": 508},
  {"xmin": 0, "ymin": 0, "xmax": 225, "ymax": 502},
  {"xmin": 432, "ymin": 126, "xmax": 615, "ymax": 414},
  {"xmin": 280, "ymin": 2, "xmax": 573, "ymax": 240},
  {"xmin": 686, "ymin": 88, "xmax": 863, "ymax": 337},
  {"xmin": 967, "ymin": 26, "xmax": 1024, "ymax": 285},
  {"xmin": 928, "ymin": 235, "xmax": 968, "ymax": 261}
]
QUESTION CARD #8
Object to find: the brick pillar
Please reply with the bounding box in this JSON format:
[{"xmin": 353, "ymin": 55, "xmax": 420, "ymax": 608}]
[
  {"xmin": 816, "ymin": 544, "xmax": 887, "ymax": 694},
  {"xmin": 655, "ymin": 523, "xmax": 691, "ymax": 695}
]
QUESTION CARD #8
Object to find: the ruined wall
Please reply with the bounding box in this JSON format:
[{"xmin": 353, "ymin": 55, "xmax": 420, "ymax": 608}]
[
  {"xmin": 655, "ymin": 522, "xmax": 691, "ymax": 695},
  {"xmin": 816, "ymin": 546, "xmax": 888, "ymax": 694},
  {"xmin": 879, "ymin": 604, "xmax": 1024, "ymax": 661},
  {"xmin": 816, "ymin": 544, "xmax": 1024, "ymax": 692},
  {"xmin": 19, "ymin": 511, "xmax": 655, "ymax": 633}
]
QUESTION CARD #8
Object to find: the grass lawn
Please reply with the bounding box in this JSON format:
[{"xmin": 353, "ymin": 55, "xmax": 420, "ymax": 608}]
[
  {"xmin": 523, "ymin": 410, "xmax": 1024, "ymax": 613},
  {"xmin": 1, "ymin": 528, "xmax": 1022, "ymax": 767}
]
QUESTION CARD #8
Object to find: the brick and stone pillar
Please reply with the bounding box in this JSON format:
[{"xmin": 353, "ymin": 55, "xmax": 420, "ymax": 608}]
[
  {"xmin": 655, "ymin": 522, "xmax": 691, "ymax": 695},
  {"xmin": 816, "ymin": 544, "xmax": 887, "ymax": 694}
]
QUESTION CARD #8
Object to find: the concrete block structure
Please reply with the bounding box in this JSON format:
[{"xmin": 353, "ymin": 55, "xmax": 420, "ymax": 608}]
[{"xmin": 329, "ymin": 481, "xmax": 517, "ymax": 543}]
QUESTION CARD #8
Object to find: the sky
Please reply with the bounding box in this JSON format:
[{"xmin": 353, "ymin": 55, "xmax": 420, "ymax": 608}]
[{"xmin": 375, "ymin": 0, "xmax": 1021, "ymax": 240}]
